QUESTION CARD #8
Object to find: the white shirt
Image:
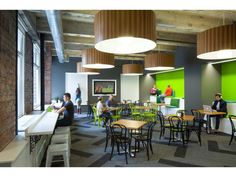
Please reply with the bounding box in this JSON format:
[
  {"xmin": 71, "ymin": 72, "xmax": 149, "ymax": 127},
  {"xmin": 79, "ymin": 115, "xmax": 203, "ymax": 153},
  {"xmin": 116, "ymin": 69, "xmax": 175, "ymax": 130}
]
[
  {"xmin": 216, "ymin": 101, "xmax": 220, "ymax": 110},
  {"xmin": 97, "ymin": 101, "xmax": 103, "ymax": 116}
]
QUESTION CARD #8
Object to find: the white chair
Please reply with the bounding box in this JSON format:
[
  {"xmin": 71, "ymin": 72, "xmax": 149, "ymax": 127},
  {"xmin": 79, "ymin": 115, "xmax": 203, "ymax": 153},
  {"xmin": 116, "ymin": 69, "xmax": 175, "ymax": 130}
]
[
  {"xmin": 46, "ymin": 144, "xmax": 70, "ymax": 167},
  {"xmin": 51, "ymin": 134, "xmax": 70, "ymax": 157},
  {"xmin": 54, "ymin": 126, "xmax": 71, "ymax": 147},
  {"xmin": 51, "ymin": 134, "xmax": 69, "ymax": 144},
  {"xmin": 55, "ymin": 126, "xmax": 70, "ymax": 133}
]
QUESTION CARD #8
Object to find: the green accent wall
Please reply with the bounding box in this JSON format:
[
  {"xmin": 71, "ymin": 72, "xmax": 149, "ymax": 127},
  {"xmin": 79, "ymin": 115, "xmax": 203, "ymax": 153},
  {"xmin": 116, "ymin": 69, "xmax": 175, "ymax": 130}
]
[
  {"xmin": 222, "ymin": 61, "xmax": 236, "ymax": 101},
  {"xmin": 156, "ymin": 69, "xmax": 184, "ymax": 98}
]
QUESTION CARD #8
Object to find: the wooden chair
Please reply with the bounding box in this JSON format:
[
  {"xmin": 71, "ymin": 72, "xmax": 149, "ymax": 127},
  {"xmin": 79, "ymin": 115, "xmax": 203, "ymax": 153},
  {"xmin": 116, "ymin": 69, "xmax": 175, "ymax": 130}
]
[
  {"xmin": 228, "ymin": 115, "xmax": 236, "ymax": 145},
  {"xmin": 133, "ymin": 121, "xmax": 156, "ymax": 160},
  {"xmin": 110, "ymin": 124, "xmax": 131, "ymax": 164},
  {"xmin": 92, "ymin": 106, "xmax": 103, "ymax": 127}
]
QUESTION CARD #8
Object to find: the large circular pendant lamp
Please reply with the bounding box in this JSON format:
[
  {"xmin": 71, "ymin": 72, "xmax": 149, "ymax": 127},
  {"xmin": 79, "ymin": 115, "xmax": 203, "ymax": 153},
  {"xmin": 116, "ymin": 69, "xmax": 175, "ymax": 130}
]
[
  {"xmin": 122, "ymin": 64, "xmax": 143, "ymax": 76},
  {"xmin": 82, "ymin": 48, "xmax": 115, "ymax": 69},
  {"xmin": 145, "ymin": 52, "xmax": 175, "ymax": 71},
  {"xmin": 94, "ymin": 10, "xmax": 157, "ymax": 54},
  {"xmin": 197, "ymin": 24, "xmax": 236, "ymax": 60},
  {"xmin": 77, "ymin": 62, "xmax": 100, "ymax": 75}
]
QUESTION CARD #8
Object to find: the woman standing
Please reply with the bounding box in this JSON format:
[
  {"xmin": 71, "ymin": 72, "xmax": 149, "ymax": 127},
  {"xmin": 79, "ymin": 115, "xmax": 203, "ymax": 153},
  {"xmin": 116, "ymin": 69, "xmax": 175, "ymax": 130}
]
[{"xmin": 75, "ymin": 84, "xmax": 82, "ymax": 114}]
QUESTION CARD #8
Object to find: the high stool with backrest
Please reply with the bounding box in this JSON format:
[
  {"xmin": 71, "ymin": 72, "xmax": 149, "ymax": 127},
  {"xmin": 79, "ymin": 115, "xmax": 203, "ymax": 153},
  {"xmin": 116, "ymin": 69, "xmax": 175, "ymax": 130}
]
[
  {"xmin": 54, "ymin": 126, "xmax": 71, "ymax": 149},
  {"xmin": 46, "ymin": 143, "xmax": 70, "ymax": 167},
  {"xmin": 51, "ymin": 134, "xmax": 70, "ymax": 156}
]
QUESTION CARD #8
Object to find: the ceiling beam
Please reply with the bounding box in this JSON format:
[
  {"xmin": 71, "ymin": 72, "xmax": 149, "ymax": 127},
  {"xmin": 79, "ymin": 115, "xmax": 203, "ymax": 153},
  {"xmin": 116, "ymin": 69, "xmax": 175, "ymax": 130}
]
[
  {"xmin": 157, "ymin": 31, "xmax": 196, "ymax": 43},
  {"xmin": 44, "ymin": 34, "xmax": 95, "ymax": 45},
  {"xmin": 153, "ymin": 10, "xmax": 232, "ymax": 34},
  {"xmin": 44, "ymin": 31, "xmax": 195, "ymax": 48},
  {"xmin": 36, "ymin": 17, "xmax": 94, "ymax": 36},
  {"xmin": 49, "ymin": 42, "xmax": 176, "ymax": 56},
  {"xmin": 51, "ymin": 49, "xmax": 144, "ymax": 60},
  {"xmin": 36, "ymin": 17, "xmax": 198, "ymax": 42}
]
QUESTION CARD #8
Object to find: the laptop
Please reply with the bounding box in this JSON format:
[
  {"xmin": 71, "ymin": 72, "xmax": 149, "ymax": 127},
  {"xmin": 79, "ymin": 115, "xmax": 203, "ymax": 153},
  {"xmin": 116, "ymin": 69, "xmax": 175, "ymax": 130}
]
[{"xmin": 203, "ymin": 105, "xmax": 213, "ymax": 112}]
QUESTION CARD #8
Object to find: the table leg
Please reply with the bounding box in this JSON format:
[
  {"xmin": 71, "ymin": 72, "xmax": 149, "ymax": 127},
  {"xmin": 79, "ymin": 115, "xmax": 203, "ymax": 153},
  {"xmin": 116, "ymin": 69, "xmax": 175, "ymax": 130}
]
[{"xmin": 206, "ymin": 115, "xmax": 211, "ymax": 134}]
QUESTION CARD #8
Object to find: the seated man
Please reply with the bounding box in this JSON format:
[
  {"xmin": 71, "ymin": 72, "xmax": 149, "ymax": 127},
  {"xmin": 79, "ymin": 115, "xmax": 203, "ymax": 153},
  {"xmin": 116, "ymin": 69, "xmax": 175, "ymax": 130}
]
[
  {"xmin": 211, "ymin": 93, "xmax": 227, "ymax": 132},
  {"xmin": 97, "ymin": 96, "xmax": 113, "ymax": 127},
  {"xmin": 160, "ymin": 85, "xmax": 173, "ymax": 103},
  {"xmin": 105, "ymin": 94, "xmax": 118, "ymax": 115},
  {"xmin": 106, "ymin": 94, "xmax": 118, "ymax": 107},
  {"xmin": 55, "ymin": 93, "xmax": 74, "ymax": 127}
]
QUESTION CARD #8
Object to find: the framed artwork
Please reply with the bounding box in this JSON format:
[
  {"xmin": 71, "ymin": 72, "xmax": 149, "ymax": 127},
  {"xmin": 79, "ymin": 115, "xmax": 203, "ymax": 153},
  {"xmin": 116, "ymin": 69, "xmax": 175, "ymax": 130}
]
[{"xmin": 92, "ymin": 79, "xmax": 117, "ymax": 96}]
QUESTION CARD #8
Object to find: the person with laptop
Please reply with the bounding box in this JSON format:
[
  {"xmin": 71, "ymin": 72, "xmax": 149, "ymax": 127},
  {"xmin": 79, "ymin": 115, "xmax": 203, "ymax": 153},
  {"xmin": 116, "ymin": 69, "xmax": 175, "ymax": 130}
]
[
  {"xmin": 55, "ymin": 93, "xmax": 74, "ymax": 127},
  {"xmin": 211, "ymin": 93, "xmax": 227, "ymax": 132},
  {"xmin": 97, "ymin": 96, "xmax": 113, "ymax": 127}
]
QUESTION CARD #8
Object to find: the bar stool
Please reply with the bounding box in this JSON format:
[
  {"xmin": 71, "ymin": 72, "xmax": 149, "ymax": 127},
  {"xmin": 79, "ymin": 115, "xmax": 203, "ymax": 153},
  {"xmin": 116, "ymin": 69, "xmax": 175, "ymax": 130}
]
[
  {"xmin": 51, "ymin": 134, "xmax": 70, "ymax": 156},
  {"xmin": 54, "ymin": 126, "xmax": 71, "ymax": 147},
  {"xmin": 55, "ymin": 126, "xmax": 70, "ymax": 133},
  {"xmin": 51, "ymin": 134, "xmax": 69, "ymax": 144},
  {"xmin": 46, "ymin": 144, "xmax": 70, "ymax": 167}
]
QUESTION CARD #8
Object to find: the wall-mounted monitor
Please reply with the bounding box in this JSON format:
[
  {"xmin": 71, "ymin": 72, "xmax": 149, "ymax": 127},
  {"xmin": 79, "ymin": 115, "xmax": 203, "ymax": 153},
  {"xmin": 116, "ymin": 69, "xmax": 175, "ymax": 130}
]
[{"xmin": 92, "ymin": 79, "xmax": 117, "ymax": 96}]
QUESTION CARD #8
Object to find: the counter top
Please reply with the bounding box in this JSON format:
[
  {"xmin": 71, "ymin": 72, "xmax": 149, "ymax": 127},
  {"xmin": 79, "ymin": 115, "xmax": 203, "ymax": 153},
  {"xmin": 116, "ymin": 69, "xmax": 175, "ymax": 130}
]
[
  {"xmin": 26, "ymin": 112, "xmax": 59, "ymax": 136},
  {"xmin": 18, "ymin": 115, "xmax": 41, "ymax": 132},
  {"xmin": 0, "ymin": 133, "xmax": 27, "ymax": 164}
]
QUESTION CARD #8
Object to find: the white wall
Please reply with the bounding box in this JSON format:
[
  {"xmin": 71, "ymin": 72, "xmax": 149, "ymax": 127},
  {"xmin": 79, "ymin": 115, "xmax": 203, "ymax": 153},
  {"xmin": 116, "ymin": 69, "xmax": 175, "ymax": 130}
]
[
  {"xmin": 227, "ymin": 103, "xmax": 236, "ymax": 115},
  {"xmin": 120, "ymin": 75, "xmax": 139, "ymax": 102},
  {"xmin": 65, "ymin": 73, "xmax": 88, "ymax": 105}
]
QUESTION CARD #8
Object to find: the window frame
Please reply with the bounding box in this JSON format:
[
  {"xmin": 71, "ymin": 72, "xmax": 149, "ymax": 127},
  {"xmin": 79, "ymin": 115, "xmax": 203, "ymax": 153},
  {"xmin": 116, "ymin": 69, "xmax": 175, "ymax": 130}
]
[
  {"xmin": 17, "ymin": 21, "xmax": 26, "ymax": 118},
  {"xmin": 33, "ymin": 43, "xmax": 41, "ymax": 110}
]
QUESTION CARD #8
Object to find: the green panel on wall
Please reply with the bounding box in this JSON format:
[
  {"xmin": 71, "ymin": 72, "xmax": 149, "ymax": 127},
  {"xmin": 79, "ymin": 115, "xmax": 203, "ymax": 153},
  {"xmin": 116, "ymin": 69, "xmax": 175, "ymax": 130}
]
[
  {"xmin": 156, "ymin": 69, "xmax": 184, "ymax": 98},
  {"xmin": 222, "ymin": 61, "xmax": 236, "ymax": 101}
]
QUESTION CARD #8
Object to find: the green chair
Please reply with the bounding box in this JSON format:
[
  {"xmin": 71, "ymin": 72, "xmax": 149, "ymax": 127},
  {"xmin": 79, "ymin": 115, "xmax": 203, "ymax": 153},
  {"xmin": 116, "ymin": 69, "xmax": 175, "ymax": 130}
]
[
  {"xmin": 156, "ymin": 96, "xmax": 161, "ymax": 103},
  {"xmin": 111, "ymin": 108, "xmax": 122, "ymax": 121},
  {"xmin": 131, "ymin": 105, "xmax": 141, "ymax": 120},
  {"xmin": 143, "ymin": 111, "xmax": 156, "ymax": 122},
  {"xmin": 172, "ymin": 90, "xmax": 175, "ymax": 97},
  {"xmin": 156, "ymin": 90, "xmax": 162, "ymax": 103},
  {"xmin": 92, "ymin": 107, "xmax": 103, "ymax": 127},
  {"xmin": 166, "ymin": 98, "xmax": 180, "ymax": 108},
  {"xmin": 165, "ymin": 98, "xmax": 180, "ymax": 115}
]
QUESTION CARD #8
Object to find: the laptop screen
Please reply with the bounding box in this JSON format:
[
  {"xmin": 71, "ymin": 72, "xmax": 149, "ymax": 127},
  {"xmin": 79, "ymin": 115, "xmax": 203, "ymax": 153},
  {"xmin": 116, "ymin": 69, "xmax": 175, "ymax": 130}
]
[{"xmin": 203, "ymin": 105, "xmax": 212, "ymax": 112}]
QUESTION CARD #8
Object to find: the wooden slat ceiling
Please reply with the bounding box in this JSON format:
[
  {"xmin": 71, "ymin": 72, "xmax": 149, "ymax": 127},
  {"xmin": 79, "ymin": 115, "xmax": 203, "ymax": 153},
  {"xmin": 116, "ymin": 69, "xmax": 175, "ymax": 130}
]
[{"xmin": 29, "ymin": 10, "xmax": 236, "ymax": 59}]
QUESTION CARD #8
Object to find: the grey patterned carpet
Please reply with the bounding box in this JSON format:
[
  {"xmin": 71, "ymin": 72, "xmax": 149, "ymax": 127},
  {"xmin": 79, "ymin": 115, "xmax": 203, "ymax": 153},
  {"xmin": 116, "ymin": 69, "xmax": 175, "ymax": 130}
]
[{"xmin": 41, "ymin": 113, "xmax": 236, "ymax": 167}]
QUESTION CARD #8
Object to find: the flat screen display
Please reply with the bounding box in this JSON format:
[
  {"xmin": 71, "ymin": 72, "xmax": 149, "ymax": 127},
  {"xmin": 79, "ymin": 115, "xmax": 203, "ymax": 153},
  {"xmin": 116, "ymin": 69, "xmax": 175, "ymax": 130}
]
[{"xmin": 92, "ymin": 80, "xmax": 116, "ymax": 96}]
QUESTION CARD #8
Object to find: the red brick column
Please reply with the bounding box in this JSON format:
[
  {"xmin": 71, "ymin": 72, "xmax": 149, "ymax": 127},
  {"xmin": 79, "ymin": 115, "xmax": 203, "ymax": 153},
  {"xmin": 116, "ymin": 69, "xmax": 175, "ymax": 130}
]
[
  {"xmin": 0, "ymin": 11, "xmax": 17, "ymax": 151},
  {"xmin": 44, "ymin": 43, "xmax": 52, "ymax": 104}
]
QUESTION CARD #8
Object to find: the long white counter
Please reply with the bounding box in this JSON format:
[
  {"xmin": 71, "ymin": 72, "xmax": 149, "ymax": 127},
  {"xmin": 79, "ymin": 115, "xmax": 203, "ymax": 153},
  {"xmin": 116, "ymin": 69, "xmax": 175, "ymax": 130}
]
[
  {"xmin": 0, "ymin": 133, "xmax": 28, "ymax": 165},
  {"xmin": 18, "ymin": 115, "xmax": 41, "ymax": 132},
  {"xmin": 0, "ymin": 110, "xmax": 59, "ymax": 167},
  {"xmin": 26, "ymin": 112, "xmax": 59, "ymax": 136}
]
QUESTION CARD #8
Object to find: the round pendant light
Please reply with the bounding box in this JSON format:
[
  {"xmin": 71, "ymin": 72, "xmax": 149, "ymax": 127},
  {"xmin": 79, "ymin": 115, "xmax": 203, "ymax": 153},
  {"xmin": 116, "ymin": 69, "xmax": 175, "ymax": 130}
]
[
  {"xmin": 122, "ymin": 64, "xmax": 143, "ymax": 76},
  {"xmin": 77, "ymin": 62, "xmax": 100, "ymax": 75},
  {"xmin": 145, "ymin": 52, "xmax": 175, "ymax": 71},
  {"xmin": 197, "ymin": 24, "xmax": 236, "ymax": 60},
  {"xmin": 94, "ymin": 10, "xmax": 157, "ymax": 54},
  {"xmin": 82, "ymin": 48, "xmax": 115, "ymax": 69}
]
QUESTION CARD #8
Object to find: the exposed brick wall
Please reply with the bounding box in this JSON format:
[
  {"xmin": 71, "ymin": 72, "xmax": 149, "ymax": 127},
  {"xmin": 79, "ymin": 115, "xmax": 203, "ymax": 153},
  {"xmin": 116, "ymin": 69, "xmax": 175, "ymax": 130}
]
[
  {"xmin": 24, "ymin": 33, "xmax": 33, "ymax": 114},
  {"xmin": 0, "ymin": 11, "xmax": 17, "ymax": 151},
  {"xmin": 44, "ymin": 43, "xmax": 52, "ymax": 104}
]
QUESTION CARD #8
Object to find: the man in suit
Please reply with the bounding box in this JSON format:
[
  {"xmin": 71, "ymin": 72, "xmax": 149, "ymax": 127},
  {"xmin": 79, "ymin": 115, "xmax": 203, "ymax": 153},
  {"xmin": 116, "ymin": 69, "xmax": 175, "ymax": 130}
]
[{"xmin": 211, "ymin": 93, "xmax": 227, "ymax": 131}]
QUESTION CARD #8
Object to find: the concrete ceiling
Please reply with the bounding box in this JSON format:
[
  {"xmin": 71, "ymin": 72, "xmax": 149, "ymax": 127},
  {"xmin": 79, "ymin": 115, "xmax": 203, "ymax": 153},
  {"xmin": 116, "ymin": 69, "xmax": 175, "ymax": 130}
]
[{"xmin": 28, "ymin": 10, "xmax": 236, "ymax": 60}]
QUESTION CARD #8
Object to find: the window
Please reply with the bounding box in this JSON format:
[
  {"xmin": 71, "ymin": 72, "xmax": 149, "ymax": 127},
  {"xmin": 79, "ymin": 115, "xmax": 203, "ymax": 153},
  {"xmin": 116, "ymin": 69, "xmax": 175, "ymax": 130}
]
[
  {"xmin": 33, "ymin": 44, "xmax": 41, "ymax": 110},
  {"xmin": 17, "ymin": 23, "xmax": 25, "ymax": 118}
]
